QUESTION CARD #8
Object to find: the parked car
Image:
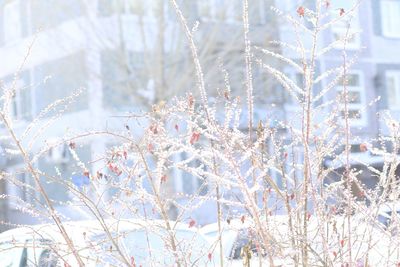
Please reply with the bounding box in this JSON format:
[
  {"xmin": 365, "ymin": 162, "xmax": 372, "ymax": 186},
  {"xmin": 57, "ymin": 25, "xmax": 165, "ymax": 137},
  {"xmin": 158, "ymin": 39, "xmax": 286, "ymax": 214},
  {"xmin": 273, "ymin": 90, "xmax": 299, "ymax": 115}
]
[
  {"xmin": 0, "ymin": 219, "xmax": 218, "ymax": 266},
  {"xmin": 200, "ymin": 217, "xmax": 291, "ymax": 266},
  {"xmin": 377, "ymin": 201, "xmax": 400, "ymax": 229},
  {"xmin": 201, "ymin": 214, "xmax": 396, "ymax": 266}
]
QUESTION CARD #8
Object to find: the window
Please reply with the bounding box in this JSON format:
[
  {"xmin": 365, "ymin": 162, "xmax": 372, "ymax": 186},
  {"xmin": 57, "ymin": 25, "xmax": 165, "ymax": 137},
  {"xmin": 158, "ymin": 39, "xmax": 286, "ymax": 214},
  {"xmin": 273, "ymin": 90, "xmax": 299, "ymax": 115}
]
[
  {"xmin": 127, "ymin": 1, "xmax": 144, "ymax": 15},
  {"xmin": 1, "ymin": 71, "xmax": 32, "ymax": 120},
  {"xmin": 283, "ymin": 70, "xmax": 304, "ymax": 106},
  {"xmin": 98, "ymin": 0, "xmax": 168, "ymax": 18},
  {"xmin": 3, "ymin": 0, "xmax": 21, "ymax": 43},
  {"xmin": 197, "ymin": 0, "xmax": 242, "ymax": 22},
  {"xmin": 381, "ymin": 0, "xmax": 400, "ymax": 38},
  {"xmin": 10, "ymin": 79, "xmax": 31, "ymax": 120},
  {"xmin": 198, "ymin": 0, "xmax": 212, "ymax": 19},
  {"xmin": 336, "ymin": 73, "xmax": 366, "ymax": 126},
  {"xmin": 31, "ymin": 0, "xmax": 82, "ymax": 31},
  {"xmin": 34, "ymin": 52, "xmax": 87, "ymax": 116},
  {"xmin": 99, "ymin": 0, "xmax": 139, "ymax": 16},
  {"xmin": 101, "ymin": 50, "xmax": 147, "ymax": 109},
  {"xmin": 386, "ymin": 71, "xmax": 400, "ymax": 109},
  {"xmin": 7, "ymin": 171, "xmax": 31, "ymax": 209},
  {"xmin": 330, "ymin": 0, "xmax": 360, "ymax": 49}
]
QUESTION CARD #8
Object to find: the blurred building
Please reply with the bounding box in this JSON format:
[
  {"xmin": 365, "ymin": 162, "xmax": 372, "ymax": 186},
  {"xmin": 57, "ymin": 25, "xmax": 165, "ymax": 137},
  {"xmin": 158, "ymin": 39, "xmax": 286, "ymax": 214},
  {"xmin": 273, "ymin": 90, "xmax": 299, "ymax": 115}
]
[
  {"xmin": 0, "ymin": 0, "xmax": 280, "ymax": 227},
  {"xmin": 276, "ymin": 0, "xmax": 400, "ymax": 195}
]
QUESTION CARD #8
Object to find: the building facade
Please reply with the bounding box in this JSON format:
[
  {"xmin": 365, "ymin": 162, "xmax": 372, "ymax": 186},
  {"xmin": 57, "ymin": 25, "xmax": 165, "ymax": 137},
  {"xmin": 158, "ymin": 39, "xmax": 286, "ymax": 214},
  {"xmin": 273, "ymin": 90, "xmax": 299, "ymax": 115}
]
[{"xmin": 0, "ymin": 0, "xmax": 399, "ymax": 227}]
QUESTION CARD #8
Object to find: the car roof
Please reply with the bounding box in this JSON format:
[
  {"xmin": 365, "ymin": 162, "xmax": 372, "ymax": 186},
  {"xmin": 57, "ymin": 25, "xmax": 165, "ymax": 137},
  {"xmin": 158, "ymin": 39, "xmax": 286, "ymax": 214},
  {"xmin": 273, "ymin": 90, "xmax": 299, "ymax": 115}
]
[
  {"xmin": 378, "ymin": 201, "xmax": 400, "ymax": 213},
  {"xmin": 200, "ymin": 218, "xmax": 259, "ymax": 235},
  {"xmin": 0, "ymin": 218, "xmax": 200, "ymax": 243}
]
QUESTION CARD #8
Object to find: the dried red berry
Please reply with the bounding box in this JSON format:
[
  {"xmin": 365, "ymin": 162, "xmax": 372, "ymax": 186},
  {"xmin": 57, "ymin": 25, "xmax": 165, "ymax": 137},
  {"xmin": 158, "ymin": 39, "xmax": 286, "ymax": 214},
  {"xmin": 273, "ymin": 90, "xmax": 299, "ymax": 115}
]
[
  {"xmin": 147, "ymin": 143, "xmax": 154, "ymax": 152},
  {"xmin": 325, "ymin": 1, "xmax": 330, "ymax": 8},
  {"xmin": 149, "ymin": 124, "xmax": 158, "ymax": 134},
  {"xmin": 69, "ymin": 142, "xmax": 76, "ymax": 149},
  {"xmin": 190, "ymin": 132, "xmax": 200, "ymax": 145},
  {"xmin": 188, "ymin": 94, "xmax": 194, "ymax": 108},
  {"xmin": 360, "ymin": 143, "xmax": 368, "ymax": 152},
  {"xmin": 224, "ymin": 90, "xmax": 230, "ymax": 100},
  {"xmin": 339, "ymin": 8, "xmax": 345, "ymax": 16},
  {"xmin": 297, "ymin": 6, "xmax": 305, "ymax": 17},
  {"xmin": 189, "ymin": 219, "xmax": 196, "ymax": 228},
  {"xmin": 131, "ymin": 256, "xmax": 136, "ymax": 267}
]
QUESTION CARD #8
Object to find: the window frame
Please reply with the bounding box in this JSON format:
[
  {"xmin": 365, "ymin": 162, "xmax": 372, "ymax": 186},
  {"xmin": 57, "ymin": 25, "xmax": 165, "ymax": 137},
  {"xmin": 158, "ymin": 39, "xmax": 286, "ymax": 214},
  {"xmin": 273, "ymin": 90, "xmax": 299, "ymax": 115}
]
[
  {"xmin": 283, "ymin": 69, "xmax": 303, "ymax": 110},
  {"xmin": 6, "ymin": 165, "xmax": 32, "ymax": 209},
  {"xmin": 3, "ymin": 78, "xmax": 31, "ymax": 121},
  {"xmin": 386, "ymin": 70, "xmax": 400, "ymax": 110},
  {"xmin": 380, "ymin": 0, "xmax": 400, "ymax": 38},
  {"xmin": 98, "ymin": 0, "xmax": 170, "ymax": 19},
  {"xmin": 336, "ymin": 71, "xmax": 367, "ymax": 127},
  {"xmin": 197, "ymin": 0, "xmax": 246, "ymax": 24},
  {"xmin": 330, "ymin": 9, "xmax": 361, "ymax": 50},
  {"xmin": 3, "ymin": 0, "xmax": 22, "ymax": 44}
]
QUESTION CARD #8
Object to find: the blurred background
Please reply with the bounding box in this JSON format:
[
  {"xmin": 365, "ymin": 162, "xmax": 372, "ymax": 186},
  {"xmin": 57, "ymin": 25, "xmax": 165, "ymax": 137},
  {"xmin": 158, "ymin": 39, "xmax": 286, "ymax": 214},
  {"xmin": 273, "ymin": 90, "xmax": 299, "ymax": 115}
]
[{"xmin": 0, "ymin": 0, "xmax": 399, "ymax": 230}]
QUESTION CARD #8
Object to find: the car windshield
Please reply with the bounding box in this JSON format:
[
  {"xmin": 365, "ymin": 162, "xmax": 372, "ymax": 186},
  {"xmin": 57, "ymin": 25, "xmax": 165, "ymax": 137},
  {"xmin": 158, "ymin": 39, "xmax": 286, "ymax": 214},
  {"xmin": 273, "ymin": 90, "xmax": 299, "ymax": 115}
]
[
  {"xmin": 92, "ymin": 228, "xmax": 215, "ymax": 265},
  {"xmin": 378, "ymin": 210, "xmax": 400, "ymax": 227},
  {"xmin": 203, "ymin": 228, "xmax": 265, "ymax": 260}
]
